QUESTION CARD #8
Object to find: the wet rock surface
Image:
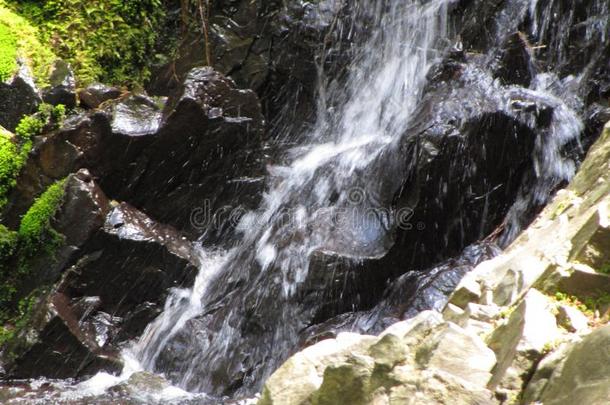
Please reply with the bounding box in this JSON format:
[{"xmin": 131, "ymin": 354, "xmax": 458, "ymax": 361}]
[
  {"xmin": 259, "ymin": 123, "xmax": 610, "ymax": 404},
  {"xmin": 77, "ymin": 83, "xmax": 122, "ymax": 110},
  {"xmin": 0, "ymin": 66, "xmax": 41, "ymax": 131},
  {"xmin": 1, "ymin": 199, "xmax": 199, "ymax": 380},
  {"xmin": 0, "ymin": 0, "xmax": 609, "ymax": 402}
]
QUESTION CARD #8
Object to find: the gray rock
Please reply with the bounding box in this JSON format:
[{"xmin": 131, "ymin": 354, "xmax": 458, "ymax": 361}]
[{"xmin": 538, "ymin": 325, "xmax": 610, "ymax": 404}]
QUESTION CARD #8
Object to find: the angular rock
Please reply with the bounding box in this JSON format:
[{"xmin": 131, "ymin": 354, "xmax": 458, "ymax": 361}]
[
  {"xmin": 0, "ymin": 64, "xmax": 41, "ymax": 131},
  {"xmin": 58, "ymin": 202, "xmax": 199, "ymax": 320},
  {"xmin": 78, "ymin": 82, "xmax": 122, "ymax": 109},
  {"xmin": 1, "ymin": 201, "xmax": 199, "ymax": 380},
  {"xmin": 568, "ymin": 195, "xmax": 610, "ymax": 269},
  {"xmin": 487, "ymin": 289, "xmax": 560, "ymax": 390},
  {"xmin": 416, "ymin": 322, "xmax": 496, "ymax": 387},
  {"xmin": 556, "ymin": 304, "xmax": 590, "ymax": 334},
  {"xmin": 16, "ymin": 169, "xmax": 112, "ymax": 299},
  {"xmin": 0, "ymin": 292, "xmax": 123, "ymax": 380},
  {"xmin": 118, "ymin": 67, "xmax": 266, "ymax": 239},
  {"xmin": 260, "ymin": 312, "xmax": 496, "ymax": 405},
  {"xmin": 42, "ymin": 60, "xmax": 77, "ymax": 109},
  {"xmin": 1, "ymin": 96, "xmax": 158, "ymax": 228},
  {"xmin": 537, "ymin": 325, "xmax": 610, "ymax": 404},
  {"xmin": 105, "ymin": 93, "xmax": 164, "ymax": 137}
]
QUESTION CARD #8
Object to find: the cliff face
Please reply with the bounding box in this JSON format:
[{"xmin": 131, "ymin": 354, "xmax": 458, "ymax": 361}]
[{"xmin": 259, "ymin": 123, "xmax": 610, "ymax": 404}]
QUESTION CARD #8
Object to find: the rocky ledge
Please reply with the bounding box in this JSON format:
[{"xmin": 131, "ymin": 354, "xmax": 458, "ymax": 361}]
[{"xmin": 258, "ymin": 123, "xmax": 610, "ymax": 404}]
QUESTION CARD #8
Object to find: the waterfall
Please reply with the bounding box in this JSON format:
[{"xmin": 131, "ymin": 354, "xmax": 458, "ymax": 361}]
[{"xmin": 127, "ymin": 0, "xmax": 453, "ymax": 396}]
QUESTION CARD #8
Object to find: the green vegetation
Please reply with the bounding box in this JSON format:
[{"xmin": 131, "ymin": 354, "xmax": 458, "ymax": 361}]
[
  {"xmin": 0, "ymin": 0, "xmax": 56, "ymax": 85},
  {"xmin": 599, "ymin": 262, "xmax": 610, "ymax": 275},
  {"xmin": 16, "ymin": 0, "xmax": 166, "ymax": 85},
  {"xmin": 0, "ymin": 103, "xmax": 65, "ymax": 210},
  {"xmin": 0, "ymin": 22, "xmax": 17, "ymax": 82},
  {"xmin": 0, "ymin": 128, "xmax": 27, "ymax": 209},
  {"xmin": 0, "ymin": 288, "xmax": 44, "ymax": 346},
  {"xmin": 0, "ymin": 179, "xmax": 66, "ymax": 338},
  {"xmin": 18, "ymin": 178, "xmax": 66, "ymax": 256},
  {"xmin": 554, "ymin": 291, "xmax": 610, "ymax": 318}
]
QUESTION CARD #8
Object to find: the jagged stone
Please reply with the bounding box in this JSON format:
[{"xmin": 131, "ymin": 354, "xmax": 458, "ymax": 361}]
[
  {"xmin": 487, "ymin": 289, "xmax": 560, "ymax": 390},
  {"xmin": 117, "ymin": 67, "xmax": 266, "ymax": 239},
  {"xmin": 536, "ymin": 325, "xmax": 610, "ymax": 404},
  {"xmin": 556, "ymin": 304, "xmax": 590, "ymax": 333},
  {"xmin": 0, "ymin": 63, "xmax": 41, "ymax": 131},
  {"xmin": 8, "ymin": 169, "xmax": 111, "ymax": 304},
  {"xmin": 259, "ymin": 312, "xmax": 496, "ymax": 405},
  {"xmin": 78, "ymin": 82, "xmax": 122, "ymax": 109},
  {"xmin": 1, "ymin": 200, "xmax": 199, "ymax": 380},
  {"xmin": 42, "ymin": 60, "xmax": 77, "ymax": 109}
]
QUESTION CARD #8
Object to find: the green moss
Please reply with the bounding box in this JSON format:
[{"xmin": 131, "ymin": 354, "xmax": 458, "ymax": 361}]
[
  {"xmin": 17, "ymin": 0, "xmax": 166, "ymax": 86},
  {"xmin": 0, "ymin": 288, "xmax": 44, "ymax": 347},
  {"xmin": 0, "ymin": 22, "xmax": 17, "ymax": 82},
  {"xmin": 18, "ymin": 178, "xmax": 66, "ymax": 257},
  {"xmin": 0, "ymin": 1, "xmax": 56, "ymax": 86},
  {"xmin": 0, "ymin": 128, "xmax": 28, "ymax": 209},
  {"xmin": 0, "ymin": 223, "xmax": 16, "ymax": 261},
  {"xmin": 0, "ymin": 104, "xmax": 65, "ymax": 210}
]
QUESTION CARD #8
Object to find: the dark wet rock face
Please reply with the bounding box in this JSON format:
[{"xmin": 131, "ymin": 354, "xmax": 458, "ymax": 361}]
[
  {"xmin": 58, "ymin": 202, "xmax": 199, "ymax": 323},
  {"xmin": 0, "ymin": 67, "xmax": 41, "ymax": 131},
  {"xmin": 15, "ymin": 169, "xmax": 112, "ymax": 301},
  {"xmin": 1, "ymin": 199, "xmax": 199, "ymax": 380},
  {"xmin": 118, "ymin": 67, "xmax": 266, "ymax": 240}
]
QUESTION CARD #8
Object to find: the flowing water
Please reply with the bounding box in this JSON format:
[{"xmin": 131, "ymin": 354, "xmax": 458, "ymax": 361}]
[
  {"xmin": 129, "ymin": 0, "xmax": 452, "ymax": 395},
  {"xmin": 6, "ymin": 0, "xmax": 610, "ymax": 402}
]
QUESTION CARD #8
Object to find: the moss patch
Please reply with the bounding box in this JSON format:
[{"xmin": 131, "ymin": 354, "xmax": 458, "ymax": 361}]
[
  {"xmin": 18, "ymin": 178, "xmax": 66, "ymax": 256},
  {"xmin": 0, "ymin": 127, "xmax": 28, "ymax": 209},
  {"xmin": 0, "ymin": 104, "xmax": 65, "ymax": 211},
  {"xmin": 16, "ymin": 0, "xmax": 166, "ymax": 86},
  {"xmin": 0, "ymin": 179, "xmax": 66, "ymax": 331},
  {"xmin": 0, "ymin": 22, "xmax": 17, "ymax": 82},
  {"xmin": 0, "ymin": 1, "xmax": 56, "ymax": 86}
]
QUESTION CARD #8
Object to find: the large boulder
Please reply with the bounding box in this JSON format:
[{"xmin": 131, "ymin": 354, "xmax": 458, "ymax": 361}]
[
  {"xmin": 116, "ymin": 67, "xmax": 266, "ymax": 240},
  {"xmin": 533, "ymin": 325, "xmax": 610, "ymax": 404},
  {"xmin": 259, "ymin": 311, "xmax": 496, "ymax": 405}
]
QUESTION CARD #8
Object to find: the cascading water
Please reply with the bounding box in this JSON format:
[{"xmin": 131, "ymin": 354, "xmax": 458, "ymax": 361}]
[
  {"xmin": 3, "ymin": 0, "xmax": 610, "ymax": 403},
  {"xmin": 128, "ymin": 0, "xmax": 453, "ymax": 397}
]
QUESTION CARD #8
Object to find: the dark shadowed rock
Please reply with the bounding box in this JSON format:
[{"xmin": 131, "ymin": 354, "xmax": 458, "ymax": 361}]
[
  {"xmin": 78, "ymin": 83, "xmax": 122, "ymax": 109},
  {"xmin": 0, "ymin": 65, "xmax": 41, "ymax": 131},
  {"xmin": 495, "ymin": 32, "xmax": 537, "ymax": 87},
  {"xmin": 118, "ymin": 67, "xmax": 266, "ymax": 240},
  {"xmin": 1, "ymin": 95, "xmax": 160, "ymax": 228},
  {"xmin": 15, "ymin": 169, "xmax": 112, "ymax": 301},
  {"xmin": 1, "ymin": 201, "xmax": 199, "ymax": 380}
]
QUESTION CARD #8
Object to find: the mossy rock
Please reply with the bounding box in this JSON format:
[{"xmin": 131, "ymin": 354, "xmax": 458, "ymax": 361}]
[{"xmin": 0, "ymin": 1, "xmax": 56, "ymax": 86}]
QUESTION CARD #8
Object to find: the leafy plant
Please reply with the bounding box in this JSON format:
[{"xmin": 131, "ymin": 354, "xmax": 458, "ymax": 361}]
[
  {"xmin": 0, "ymin": 1, "xmax": 56, "ymax": 86},
  {"xmin": 16, "ymin": 0, "xmax": 166, "ymax": 85}
]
